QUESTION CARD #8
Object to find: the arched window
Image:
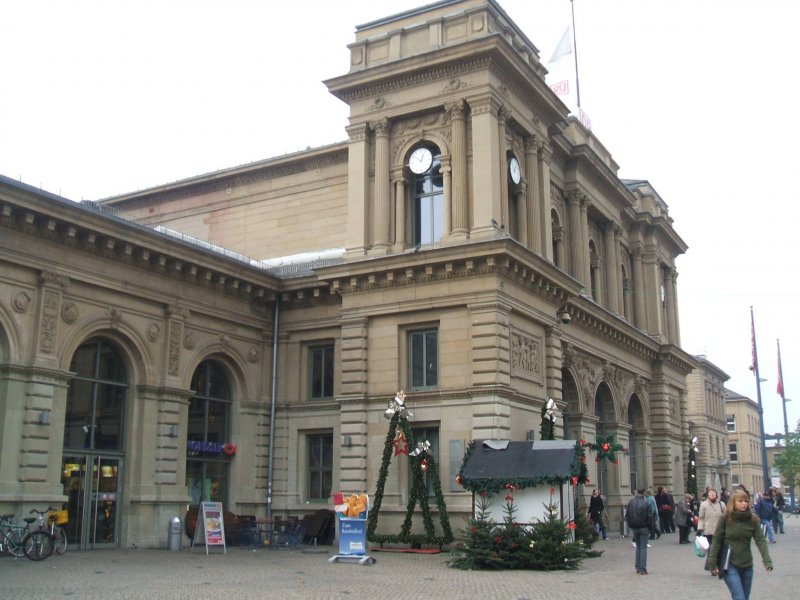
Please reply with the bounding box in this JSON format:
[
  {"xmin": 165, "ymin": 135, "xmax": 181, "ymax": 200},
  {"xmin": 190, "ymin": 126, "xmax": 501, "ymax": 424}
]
[
  {"xmin": 186, "ymin": 360, "xmax": 233, "ymax": 506},
  {"xmin": 409, "ymin": 145, "xmax": 443, "ymax": 246},
  {"xmin": 64, "ymin": 337, "xmax": 127, "ymax": 451}
]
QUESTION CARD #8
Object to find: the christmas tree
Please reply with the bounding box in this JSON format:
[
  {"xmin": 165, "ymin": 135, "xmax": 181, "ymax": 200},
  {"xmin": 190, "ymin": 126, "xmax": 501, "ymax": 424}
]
[
  {"xmin": 367, "ymin": 394, "xmax": 453, "ymax": 548},
  {"xmin": 526, "ymin": 491, "xmax": 585, "ymax": 570}
]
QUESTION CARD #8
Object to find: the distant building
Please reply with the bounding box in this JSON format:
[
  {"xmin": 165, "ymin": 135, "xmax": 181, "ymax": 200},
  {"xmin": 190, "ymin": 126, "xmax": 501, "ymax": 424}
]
[
  {"xmin": 725, "ymin": 389, "xmax": 767, "ymax": 494},
  {"xmin": 686, "ymin": 356, "xmax": 731, "ymax": 493}
]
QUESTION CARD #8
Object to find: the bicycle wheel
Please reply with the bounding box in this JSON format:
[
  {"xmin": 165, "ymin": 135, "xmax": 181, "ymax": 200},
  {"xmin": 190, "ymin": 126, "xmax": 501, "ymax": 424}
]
[
  {"xmin": 53, "ymin": 526, "xmax": 67, "ymax": 555},
  {"xmin": 23, "ymin": 531, "xmax": 54, "ymax": 561},
  {"xmin": 6, "ymin": 529, "xmax": 26, "ymax": 557}
]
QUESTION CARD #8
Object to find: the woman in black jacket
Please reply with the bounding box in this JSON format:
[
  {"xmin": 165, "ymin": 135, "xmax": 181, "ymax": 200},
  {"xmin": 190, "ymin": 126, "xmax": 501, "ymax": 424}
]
[{"xmin": 588, "ymin": 489, "xmax": 608, "ymax": 540}]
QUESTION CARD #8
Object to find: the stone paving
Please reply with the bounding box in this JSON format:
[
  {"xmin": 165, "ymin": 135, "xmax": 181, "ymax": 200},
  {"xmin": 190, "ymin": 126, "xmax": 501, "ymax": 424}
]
[{"xmin": 2, "ymin": 516, "xmax": 798, "ymax": 599}]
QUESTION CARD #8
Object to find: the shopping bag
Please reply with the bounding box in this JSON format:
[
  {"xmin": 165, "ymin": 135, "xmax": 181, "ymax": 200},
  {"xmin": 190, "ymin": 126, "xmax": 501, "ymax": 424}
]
[{"xmin": 694, "ymin": 535, "xmax": 709, "ymax": 557}]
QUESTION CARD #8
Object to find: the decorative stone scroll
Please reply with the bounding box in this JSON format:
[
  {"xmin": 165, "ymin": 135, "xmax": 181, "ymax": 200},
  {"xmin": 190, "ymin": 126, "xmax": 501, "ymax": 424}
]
[{"xmin": 61, "ymin": 302, "xmax": 78, "ymax": 324}]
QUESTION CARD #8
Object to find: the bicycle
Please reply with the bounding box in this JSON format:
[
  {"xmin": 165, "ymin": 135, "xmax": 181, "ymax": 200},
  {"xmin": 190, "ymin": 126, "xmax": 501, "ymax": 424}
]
[
  {"xmin": 24, "ymin": 508, "xmax": 56, "ymax": 560},
  {"xmin": 45, "ymin": 507, "xmax": 68, "ymax": 555},
  {"xmin": 0, "ymin": 514, "xmax": 27, "ymax": 557},
  {"xmin": 0, "ymin": 512, "xmax": 54, "ymax": 560}
]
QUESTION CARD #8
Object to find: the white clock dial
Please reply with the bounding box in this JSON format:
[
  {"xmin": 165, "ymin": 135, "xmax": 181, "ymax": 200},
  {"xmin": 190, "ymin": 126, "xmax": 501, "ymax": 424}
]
[
  {"xmin": 509, "ymin": 156, "xmax": 521, "ymax": 184},
  {"xmin": 409, "ymin": 147, "xmax": 433, "ymax": 174}
]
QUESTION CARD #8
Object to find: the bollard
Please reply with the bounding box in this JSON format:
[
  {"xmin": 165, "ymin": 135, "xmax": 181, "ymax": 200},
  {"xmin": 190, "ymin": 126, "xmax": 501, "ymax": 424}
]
[{"xmin": 168, "ymin": 516, "xmax": 182, "ymax": 551}]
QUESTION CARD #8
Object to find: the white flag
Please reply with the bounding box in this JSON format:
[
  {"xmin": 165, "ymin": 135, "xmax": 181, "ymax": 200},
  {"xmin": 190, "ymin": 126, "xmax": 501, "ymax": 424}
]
[{"xmin": 549, "ymin": 27, "xmax": 572, "ymax": 64}]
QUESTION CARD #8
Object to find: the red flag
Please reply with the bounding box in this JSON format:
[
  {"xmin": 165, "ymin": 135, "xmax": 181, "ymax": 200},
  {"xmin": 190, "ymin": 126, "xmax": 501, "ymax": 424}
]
[
  {"xmin": 749, "ymin": 307, "xmax": 758, "ymax": 375},
  {"xmin": 777, "ymin": 339, "xmax": 784, "ymax": 397}
]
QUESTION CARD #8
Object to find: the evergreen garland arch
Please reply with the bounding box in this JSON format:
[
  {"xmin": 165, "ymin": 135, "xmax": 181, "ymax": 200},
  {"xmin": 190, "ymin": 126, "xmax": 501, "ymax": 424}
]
[{"xmin": 366, "ymin": 411, "xmax": 454, "ymax": 547}]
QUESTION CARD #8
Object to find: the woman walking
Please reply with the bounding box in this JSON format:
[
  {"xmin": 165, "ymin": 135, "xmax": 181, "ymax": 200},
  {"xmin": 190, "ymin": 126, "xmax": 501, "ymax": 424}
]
[
  {"xmin": 698, "ymin": 487, "xmax": 725, "ymax": 572},
  {"xmin": 709, "ymin": 489, "xmax": 773, "ymax": 600},
  {"xmin": 588, "ymin": 489, "xmax": 609, "ymax": 540}
]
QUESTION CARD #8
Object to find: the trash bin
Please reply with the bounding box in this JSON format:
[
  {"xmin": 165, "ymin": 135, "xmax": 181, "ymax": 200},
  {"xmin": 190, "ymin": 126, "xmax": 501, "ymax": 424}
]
[{"xmin": 168, "ymin": 516, "xmax": 183, "ymax": 551}]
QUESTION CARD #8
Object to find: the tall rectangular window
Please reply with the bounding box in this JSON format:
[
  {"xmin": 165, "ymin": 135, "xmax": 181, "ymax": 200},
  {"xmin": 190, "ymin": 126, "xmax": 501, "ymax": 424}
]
[
  {"xmin": 729, "ymin": 443, "xmax": 738, "ymax": 463},
  {"xmin": 409, "ymin": 329, "xmax": 438, "ymax": 390},
  {"xmin": 726, "ymin": 414, "xmax": 736, "ymax": 432},
  {"xmin": 308, "ymin": 433, "xmax": 333, "ymax": 501},
  {"xmin": 310, "ymin": 345, "xmax": 334, "ymax": 399}
]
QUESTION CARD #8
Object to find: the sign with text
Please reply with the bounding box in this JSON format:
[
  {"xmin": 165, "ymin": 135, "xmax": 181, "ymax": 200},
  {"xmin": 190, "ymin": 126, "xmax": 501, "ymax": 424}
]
[{"xmin": 191, "ymin": 501, "xmax": 227, "ymax": 554}]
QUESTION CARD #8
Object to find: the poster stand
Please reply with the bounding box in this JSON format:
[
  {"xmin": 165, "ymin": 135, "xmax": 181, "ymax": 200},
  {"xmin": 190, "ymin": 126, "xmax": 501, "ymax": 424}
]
[{"xmin": 191, "ymin": 501, "xmax": 227, "ymax": 555}]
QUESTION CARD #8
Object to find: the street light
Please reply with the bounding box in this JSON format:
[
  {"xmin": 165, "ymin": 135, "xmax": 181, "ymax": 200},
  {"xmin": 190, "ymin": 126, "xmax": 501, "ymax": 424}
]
[{"xmin": 780, "ymin": 397, "xmax": 796, "ymax": 510}]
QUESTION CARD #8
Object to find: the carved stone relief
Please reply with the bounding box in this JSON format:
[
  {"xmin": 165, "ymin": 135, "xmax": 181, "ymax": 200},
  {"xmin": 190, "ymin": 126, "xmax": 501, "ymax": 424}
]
[
  {"xmin": 168, "ymin": 321, "xmax": 181, "ymax": 376},
  {"xmin": 11, "ymin": 290, "xmax": 31, "ymax": 313},
  {"xmin": 183, "ymin": 329, "xmax": 196, "ymax": 350},
  {"xmin": 39, "ymin": 290, "xmax": 60, "ymax": 354},
  {"xmin": 146, "ymin": 322, "xmax": 161, "ymax": 343},
  {"xmin": 511, "ymin": 332, "xmax": 541, "ymax": 378},
  {"xmin": 247, "ymin": 346, "xmax": 259, "ymax": 363},
  {"xmin": 61, "ymin": 302, "xmax": 78, "ymax": 324}
]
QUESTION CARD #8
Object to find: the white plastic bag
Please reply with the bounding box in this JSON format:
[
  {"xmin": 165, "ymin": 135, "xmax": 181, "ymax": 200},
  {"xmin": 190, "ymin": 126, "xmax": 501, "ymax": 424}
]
[{"xmin": 694, "ymin": 534, "xmax": 709, "ymax": 557}]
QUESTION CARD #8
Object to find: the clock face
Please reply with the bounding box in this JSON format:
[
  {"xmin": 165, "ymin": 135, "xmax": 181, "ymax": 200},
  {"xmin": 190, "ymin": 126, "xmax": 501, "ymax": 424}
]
[
  {"xmin": 409, "ymin": 147, "xmax": 433, "ymax": 174},
  {"xmin": 509, "ymin": 156, "xmax": 521, "ymax": 184}
]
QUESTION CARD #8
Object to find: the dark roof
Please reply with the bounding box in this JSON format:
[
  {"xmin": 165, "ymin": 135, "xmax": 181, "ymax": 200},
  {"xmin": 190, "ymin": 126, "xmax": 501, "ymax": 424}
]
[{"xmin": 460, "ymin": 440, "xmax": 577, "ymax": 483}]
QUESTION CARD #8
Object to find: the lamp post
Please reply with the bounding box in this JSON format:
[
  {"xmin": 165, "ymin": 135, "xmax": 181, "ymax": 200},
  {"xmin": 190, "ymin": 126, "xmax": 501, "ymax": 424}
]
[
  {"xmin": 751, "ymin": 309, "xmax": 771, "ymax": 492},
  {"xmin": 780, "ymin": 396, "xmax": 796, "ymax": 510}
]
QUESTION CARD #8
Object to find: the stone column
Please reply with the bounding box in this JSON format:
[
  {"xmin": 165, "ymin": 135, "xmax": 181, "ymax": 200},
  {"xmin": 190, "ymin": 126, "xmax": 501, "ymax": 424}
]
[
  {"xmin": 615, "ymin": 230, "xmax": 625, "ymax": 316},
  {"xmin": 524, "ymin": 136, "xmax": 541, "ymax": 254},
  {"xmin": 515, "ymin": 183, "xmax": 528, "ymax": 246},
  {"xmin": 538, "ymin": 143, "xmax": 554, "ymax": 262},
  {"xmin": 643, "ymin": 246, "xmax": 664, "ymax": 338},
  {"xmin": 669, "ymin": 269, "xmax": 681, "ymax": 345},
  {"xmin": 580, "ymin": 196, "xmax": 592, "ymax": 288},
  {"xmin": 449, "ymin": 100, "xmax": 468, "ymax": 238},
  {"xmin": 566, "ymin": 190, "xmax": 583, "ymax": 281},
  {"xmin": 372, "ymin": 118, "xmax": 391, "ymax": 251},
  {"xmin": 604, "ymin": 222, "xmax": 620, "ymax": 313},
  {"xmin": 469, "ymin": 96, "xmax": 503, "ymax": 238},
  {"xmin": 392, "ymin": 171, "xmax": 406, "ymax": 252},
  {"xmin": 632, "ymin": 246, "xmax": 647, "ymax": 330},
  {"xmin": 345, "ymin": 123, "xmax": 370, "ymax": 257},
  {"xmin": 440, "ymin": 157, "xmax": 452, "ymax": 237},
  {"xmin": 498, "ymin": 106, "xmax": 509, "ymax": 231}
]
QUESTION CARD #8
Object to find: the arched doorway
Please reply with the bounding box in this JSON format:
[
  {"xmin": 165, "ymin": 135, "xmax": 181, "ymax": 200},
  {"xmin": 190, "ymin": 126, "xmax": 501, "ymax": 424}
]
[
  {"xmin": 61, "ymin": 337, "xmax": 128, "ymax": 549},
  {"xmin": 594, "ymin": 383, "xmax": 615, "ymax": 497},
  {"xmin": 627, "ymin": 394, "xmax": 646, "ymax": 492}
]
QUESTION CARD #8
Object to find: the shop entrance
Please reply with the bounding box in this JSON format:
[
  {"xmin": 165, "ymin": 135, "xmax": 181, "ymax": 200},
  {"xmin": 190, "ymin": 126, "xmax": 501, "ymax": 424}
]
[{"xmin": 61, "ymin": 454, "xmax": 122, "ymax": 549}]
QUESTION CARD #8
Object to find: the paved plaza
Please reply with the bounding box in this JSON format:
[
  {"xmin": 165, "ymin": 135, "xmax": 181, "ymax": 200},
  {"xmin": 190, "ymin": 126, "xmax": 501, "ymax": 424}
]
[{"xmin": 2, "ymin": 516, "xmax": 798, "ymax": 599}]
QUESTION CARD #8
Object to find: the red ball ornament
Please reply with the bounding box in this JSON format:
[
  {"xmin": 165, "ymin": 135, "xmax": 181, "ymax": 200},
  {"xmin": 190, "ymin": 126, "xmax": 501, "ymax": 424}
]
[
  {"xmin": 420, "ymin": 458, "xmax": 429, "ymax": 472},
  {"xmin": 456, "ymin": 474, "xmax": 463, "ymax": 486}
]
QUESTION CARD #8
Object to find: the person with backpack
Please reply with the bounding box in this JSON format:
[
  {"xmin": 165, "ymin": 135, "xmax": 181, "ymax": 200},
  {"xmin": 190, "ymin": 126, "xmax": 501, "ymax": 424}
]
[
  {"xmin": 626, "ymin": 488, "xmax": 655, "ymax": 574},
  {"xmin": 754, "ymin": 490, "xmax": 777, "ymax": 543}
]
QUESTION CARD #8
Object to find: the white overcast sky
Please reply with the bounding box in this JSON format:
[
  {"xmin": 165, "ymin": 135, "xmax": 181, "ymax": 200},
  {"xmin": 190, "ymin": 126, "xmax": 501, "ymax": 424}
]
[{"xmin": 2, "ymin": 0, "xmax": 799, "ymax": 437}]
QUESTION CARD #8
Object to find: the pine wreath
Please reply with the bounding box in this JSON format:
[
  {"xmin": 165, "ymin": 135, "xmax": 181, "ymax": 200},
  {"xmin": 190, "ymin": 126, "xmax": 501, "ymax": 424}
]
[{"xmin": 585, "ymin": 434, "xmax": 624, "ymax": 465}]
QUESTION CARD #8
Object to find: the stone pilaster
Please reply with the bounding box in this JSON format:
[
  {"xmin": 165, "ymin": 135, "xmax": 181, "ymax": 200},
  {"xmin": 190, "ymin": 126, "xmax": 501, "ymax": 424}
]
[
  {"xmin": 345, "ymin": 123, "xmax": 370, "ymax": 256},
  {"xmin": 340, "ymin": 317, "xmax": 369, "ymax": 400},
  {"xmin": 392, "ymin": 170, "xmax": 406, "ymax": 251},
  {"xmin": 468, "ymin": 300, "xmax": 511, "ymax": 388},
  {"xmin": 469, "ymin": 96, "xmax": 503, "ymax": 238},
  {"xmin": 580, "ymin": 196, "xmax": 592, "ymax": 288},
  {"xmin": 632, "ymin": 246, "xmax": 647, "ymax": 330},
  {"xmin": 566, "ymin": 190, "xmax": 583, "ymax": 282},
  {"xmin": 538, "ymin": 143, "xmax": 554, "ymax": 261},
  {"xmin": 339, "ymin": 400, "xmax": 369, "ymax": 494}
]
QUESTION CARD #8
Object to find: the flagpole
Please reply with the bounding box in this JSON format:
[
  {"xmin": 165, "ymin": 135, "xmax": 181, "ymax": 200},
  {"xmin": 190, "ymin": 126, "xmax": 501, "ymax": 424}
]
[
  {"xmin": 777, "ymin": 338, "xmax": 796, "ymax": 510},
  {"xmin": 751, "ymin": 306, "xmax": 771, "ymax": 492},
  {"xmin": 570, "ymin": 0, "xmax": 581, "ymax": 108}
]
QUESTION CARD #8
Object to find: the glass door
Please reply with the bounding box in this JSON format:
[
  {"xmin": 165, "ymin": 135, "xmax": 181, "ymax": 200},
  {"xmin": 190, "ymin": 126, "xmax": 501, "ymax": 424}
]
[{"xmin": 61, "ymin": 455, "xmax": 122, "ymax": 549}]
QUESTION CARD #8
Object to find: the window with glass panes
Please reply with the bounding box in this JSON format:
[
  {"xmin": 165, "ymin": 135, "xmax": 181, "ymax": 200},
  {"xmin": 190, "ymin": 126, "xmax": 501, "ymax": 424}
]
[
  {"xmin": 409, "ymin": 329, "xmax": 438, "ymax": 390},
  {"xmin": 308, "ymin": 433, "xmax": 333, "ymax": 500},
  {"xmin": 412, "ymin": 149, "xmax": 443, "ymax": 245},
  {"xmin": 409, "ymin": 426, "xmax": 439, "ymax": 496},
  {"xmin": 310, "ymin": 345, "xmax": 334, "ymax": 399}
]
